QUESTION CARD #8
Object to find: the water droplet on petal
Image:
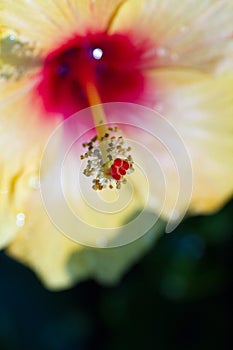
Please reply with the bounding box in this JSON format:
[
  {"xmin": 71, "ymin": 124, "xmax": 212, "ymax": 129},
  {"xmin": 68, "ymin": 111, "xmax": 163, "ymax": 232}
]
[
  {"xmin": 16, "ymin": 212, "xmax": 25, "ymax": 227},
  {"xmin": 29, "ymin": 176, "xmax": 40, "ymax": 190},
  {"xmin": 92, "ymin": 48, "xmax": 103, "ymax": 60},
  {"xmin": 9, "ymin": 35, "xmax": 16, "ymax": 41}
]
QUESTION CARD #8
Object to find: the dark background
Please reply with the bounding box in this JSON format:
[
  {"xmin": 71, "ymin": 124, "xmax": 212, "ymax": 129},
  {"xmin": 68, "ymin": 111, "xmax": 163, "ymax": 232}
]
[{"xmin": 0, "ymin": 200, "xmax": 232, "ymax": 350}]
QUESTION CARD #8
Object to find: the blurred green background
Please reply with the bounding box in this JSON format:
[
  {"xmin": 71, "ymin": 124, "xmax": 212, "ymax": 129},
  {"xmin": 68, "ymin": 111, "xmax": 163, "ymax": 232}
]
[{"xmin": 0, "ymin": 200, "xmax": 232, "ymax": 350}]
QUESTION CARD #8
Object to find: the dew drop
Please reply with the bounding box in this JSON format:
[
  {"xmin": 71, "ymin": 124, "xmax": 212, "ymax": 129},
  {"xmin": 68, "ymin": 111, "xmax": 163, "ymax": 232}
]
[
  {"xmin": 29, "ymin": 176, "xmax": 40, "ymax": 190},
  {"xmin": 92, "ymin": 48, "xmax": 103, "ymax": 60},
  {"xmin": 9, "ymin": 35, "xmax": 16, "ymax": 41},
  {"xmin": 16, "ymin": 212, "xmax": 25, "ymax": 227}
]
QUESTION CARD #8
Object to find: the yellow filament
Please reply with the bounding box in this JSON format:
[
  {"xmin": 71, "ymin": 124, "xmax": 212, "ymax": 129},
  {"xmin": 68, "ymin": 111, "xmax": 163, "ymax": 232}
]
[
  {"xmin": 85, "ymin": 82, "xmax": 108, "ymax": 140},
  {"xmin": 85, "ymin": 82, "xmax": 109, "ymax": 163}
]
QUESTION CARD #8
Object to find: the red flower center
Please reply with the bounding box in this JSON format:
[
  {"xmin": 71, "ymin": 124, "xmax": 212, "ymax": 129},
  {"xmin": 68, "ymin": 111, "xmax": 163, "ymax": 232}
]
[{"xmin": 37, "ymin": 31, "xmax": 147, "ymax": 118}]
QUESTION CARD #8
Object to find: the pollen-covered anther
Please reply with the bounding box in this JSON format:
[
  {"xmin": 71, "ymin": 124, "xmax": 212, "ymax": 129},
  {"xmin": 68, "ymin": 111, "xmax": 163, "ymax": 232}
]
[{"xmin": 81, "ymin": 128, "xmax": 134, "ymax": 190}]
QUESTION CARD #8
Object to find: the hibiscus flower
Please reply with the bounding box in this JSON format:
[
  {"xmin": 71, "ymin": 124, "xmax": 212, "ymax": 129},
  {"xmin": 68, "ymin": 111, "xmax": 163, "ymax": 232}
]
[{"xmin": 0, "ymin": 0, "xmax": 233, "ymax": 290}]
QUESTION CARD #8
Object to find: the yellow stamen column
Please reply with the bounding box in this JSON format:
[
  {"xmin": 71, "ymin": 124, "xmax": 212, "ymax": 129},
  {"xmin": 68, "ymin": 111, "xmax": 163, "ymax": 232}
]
[{"xmin": 85, "ymin": 82, "xmax": 109, "ymax": 163}]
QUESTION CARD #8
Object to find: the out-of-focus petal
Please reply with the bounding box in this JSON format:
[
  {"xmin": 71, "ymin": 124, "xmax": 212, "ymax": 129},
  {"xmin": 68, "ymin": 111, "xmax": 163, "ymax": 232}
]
[
  {"xmin": 0, "ymin": 77, "xmax": 58, "ymax": 248},
  {"xmin": 0, "ymin": 0, "xmax": 126, "ymax": 48},
  {"xmin": 149, "ymin": 69, "xmax": 233, "ymax": 213},
  {"xmin": 6, "ymin": 188, "xmax": 82, "ymax": 290},
  {"xmin": 112, "ymin": 0, "xmax": 233, "ymax": 74},
  {"xmin": 6, "ymin": 186, "xmax": 164, "ymax": 290}
]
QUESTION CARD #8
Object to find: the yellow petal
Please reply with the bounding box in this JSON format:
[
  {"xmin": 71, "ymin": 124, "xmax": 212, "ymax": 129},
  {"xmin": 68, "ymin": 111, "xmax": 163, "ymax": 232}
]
[
  {"xmin": 6, "ymin": 185, "xmax": 164, "ymax": 290},
  {"xmin": 0, "ymin": 77, "xmax": 58, "ymax": 248},
  {"xmin": 111, "ymin": 0, "xmax": 233, "ymax": 74},
  {"xmin": 6, "ymin": 188, "xmax": 83, "ymax": 290},
  {"xmin": 0, "ymin": 0, "xmax": 126, "ymax": 49},
  {"xmin": 150, "ymin": 69, "xmax": 233, "ymax": 214}
]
